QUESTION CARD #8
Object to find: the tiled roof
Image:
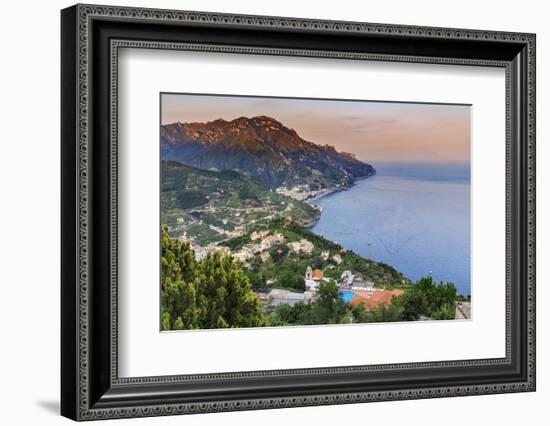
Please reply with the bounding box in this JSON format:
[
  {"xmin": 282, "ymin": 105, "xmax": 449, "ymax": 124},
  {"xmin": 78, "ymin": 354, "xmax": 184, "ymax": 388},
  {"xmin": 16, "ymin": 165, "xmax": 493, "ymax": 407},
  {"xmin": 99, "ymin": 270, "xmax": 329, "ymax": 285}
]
[
  {"xmin": 350, "ymin": 289, "xmax": 403, "ymax": 309},
  {"xmin": 312, "ymin": 269, "xmax": 324, "ymax": 280}
]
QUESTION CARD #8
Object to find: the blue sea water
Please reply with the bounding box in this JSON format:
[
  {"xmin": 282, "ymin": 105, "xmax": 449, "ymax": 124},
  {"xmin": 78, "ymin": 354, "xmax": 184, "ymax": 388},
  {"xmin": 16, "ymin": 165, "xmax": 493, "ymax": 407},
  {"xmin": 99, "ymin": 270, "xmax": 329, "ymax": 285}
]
[{"xmin": 309, "ymin": 163, "xmax": 471, "ymax": 296}]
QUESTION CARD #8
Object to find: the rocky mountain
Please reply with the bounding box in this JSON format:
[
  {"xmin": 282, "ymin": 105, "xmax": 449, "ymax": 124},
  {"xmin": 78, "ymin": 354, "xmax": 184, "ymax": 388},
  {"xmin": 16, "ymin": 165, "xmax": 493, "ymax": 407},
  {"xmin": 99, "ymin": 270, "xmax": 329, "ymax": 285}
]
[{"xmin": 161, "ymin": 116, "xmax": 375, "ymax": 189}]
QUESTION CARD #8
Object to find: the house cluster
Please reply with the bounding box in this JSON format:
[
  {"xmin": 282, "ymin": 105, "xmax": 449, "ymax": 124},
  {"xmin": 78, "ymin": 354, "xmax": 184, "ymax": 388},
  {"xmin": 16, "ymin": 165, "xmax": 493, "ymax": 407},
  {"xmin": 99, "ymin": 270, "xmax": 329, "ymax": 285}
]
[
  {"xmin": 189, "ymin": 228, "xmax": 318, "ymax": 266},
  {"xmin": 275, "ymin": 183, "xmax": 347, "ymax": 202},
  {"xmin": 287, "ymin": 239, "xmax": 314, "ymax": 255},
  {"xmin": 232, "ymin": 231, "xmax": 318, "ymax": 266},
  {"xmin": 232, "ymin": 231, "xmax": 286, "ymax": 263},
  {"xmin": 301, "ymin": 265, "xmax": 376, "ymax": 293},
  {"xmin": 193, "ymin": 244, "xmax": 232, "ymax": 261},
  {"xmin": 275, "ymin": 185, "xmax": 313, "ymax": 201}
]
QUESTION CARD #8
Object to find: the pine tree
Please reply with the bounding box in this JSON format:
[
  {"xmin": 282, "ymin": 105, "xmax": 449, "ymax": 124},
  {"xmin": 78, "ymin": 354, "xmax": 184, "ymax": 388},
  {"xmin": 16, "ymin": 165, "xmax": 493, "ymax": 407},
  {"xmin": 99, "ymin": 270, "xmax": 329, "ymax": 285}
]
[
  {"xmin": 160, "ymin": 227, "xmax": 266, "ymax": 330},
  {"xmin": 161, "ymin": 226, "xmax": 199, "ymax": 329}
]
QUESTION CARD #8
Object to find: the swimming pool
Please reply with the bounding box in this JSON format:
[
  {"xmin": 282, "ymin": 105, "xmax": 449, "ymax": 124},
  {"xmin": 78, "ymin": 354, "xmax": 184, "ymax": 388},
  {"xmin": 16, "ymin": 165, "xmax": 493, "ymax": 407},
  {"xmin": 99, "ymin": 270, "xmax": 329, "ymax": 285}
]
[{"xmin": 339, "ymin": 290, "xmax": 356, "ymax": 304}]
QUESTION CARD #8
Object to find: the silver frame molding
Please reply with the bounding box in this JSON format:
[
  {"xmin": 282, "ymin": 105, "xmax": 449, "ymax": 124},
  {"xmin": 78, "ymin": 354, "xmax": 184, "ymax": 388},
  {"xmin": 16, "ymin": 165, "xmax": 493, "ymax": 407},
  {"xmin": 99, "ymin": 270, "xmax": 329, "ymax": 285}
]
[{"xmin": 61, "ymin": 3, "xmax": 536, "ymax": 421}]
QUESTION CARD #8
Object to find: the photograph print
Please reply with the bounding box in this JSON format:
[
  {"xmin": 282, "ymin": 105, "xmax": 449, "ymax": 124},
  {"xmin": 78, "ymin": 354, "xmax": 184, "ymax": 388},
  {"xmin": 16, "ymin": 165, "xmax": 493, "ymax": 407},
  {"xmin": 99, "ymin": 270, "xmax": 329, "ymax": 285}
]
[{"xmin": 160, "ymin": 93, "xmax": 471, "ymax": 331}]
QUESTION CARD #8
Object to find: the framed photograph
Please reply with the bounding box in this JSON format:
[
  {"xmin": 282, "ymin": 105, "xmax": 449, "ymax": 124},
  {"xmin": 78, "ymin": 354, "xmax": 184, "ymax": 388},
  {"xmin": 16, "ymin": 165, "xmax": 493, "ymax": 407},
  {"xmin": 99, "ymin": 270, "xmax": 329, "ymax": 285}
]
[{"xmin": 61, "ymin": 4, "xmax": 536, "ymax": 421}]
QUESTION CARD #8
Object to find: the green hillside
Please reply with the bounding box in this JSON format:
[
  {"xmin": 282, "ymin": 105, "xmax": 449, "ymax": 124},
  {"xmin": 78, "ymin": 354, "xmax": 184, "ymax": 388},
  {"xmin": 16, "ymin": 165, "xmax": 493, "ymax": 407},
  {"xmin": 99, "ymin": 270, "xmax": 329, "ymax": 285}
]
[
  {"xmin": 221, "ymin": 219, "xmax": 409, "ymax": 292},
  {"xmin": 160, "ymin": 225, "xmax": 459, "ymax": 330},
  {"xmin": 161, "ymin": 161, "xmax": 320, "ymax": 245}
]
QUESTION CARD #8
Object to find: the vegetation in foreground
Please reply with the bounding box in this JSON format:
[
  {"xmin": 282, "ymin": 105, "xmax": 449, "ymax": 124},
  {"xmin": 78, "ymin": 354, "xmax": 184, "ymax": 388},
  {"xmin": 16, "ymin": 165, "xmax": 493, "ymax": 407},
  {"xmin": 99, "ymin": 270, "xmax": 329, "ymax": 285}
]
[
  {"xmin": 161, "ymin": 227, "xmax": 459, "ymax": 331},
  {"xmin": 267, "ymin": 275, "xmax": 457, "ymax": 326}
]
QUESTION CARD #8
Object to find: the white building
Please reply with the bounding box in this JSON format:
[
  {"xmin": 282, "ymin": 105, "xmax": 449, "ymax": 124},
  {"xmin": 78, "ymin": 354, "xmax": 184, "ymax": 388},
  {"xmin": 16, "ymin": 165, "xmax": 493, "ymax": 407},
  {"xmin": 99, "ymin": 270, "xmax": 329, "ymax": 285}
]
[
  {"xmin": 288, "ymin": 239, "xmax": 313, "ymax": 255},
  {"xmin": 305, "ymin": 279, "xmax": 318, "ymax": 291},
  {"xmin": 299, "ymin": 239, "xmax": 314, "ymax": 255},
  {"xmin": 233, "ymin": 248, "xmax": 253, "ymax": 263},
  {"xmin": 274, "ymin": 233, "xmax": 285, "ymax": 243},
  {"xmin": 351, "ymin": 281, "xmax": 375, "ymax": 291},
  {"xmin": 194, "ymin": 246, "xmax": 209, "ymax": 261},
  {"xmin": 288, "ymin": 241, "xmax": 301, "ymax": 253},
  {"xmin": 250, "ymin": 244, "xmax": 262, "ymax": 254},
  {"xmin": 260, "ymin": 235, "xmax": 276, "ymax": 251},
  {"xmin": 340, "ymin": 270, "xmax": 354, "ymax": 285},
  {"xmin": 268, "ymin": 289, "xmax": 313, "ymax": 307}
]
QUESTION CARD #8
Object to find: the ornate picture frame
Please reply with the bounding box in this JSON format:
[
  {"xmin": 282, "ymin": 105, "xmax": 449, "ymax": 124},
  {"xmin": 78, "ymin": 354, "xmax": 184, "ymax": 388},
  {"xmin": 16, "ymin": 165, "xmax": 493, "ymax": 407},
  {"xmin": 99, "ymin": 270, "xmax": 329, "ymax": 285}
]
[{"xmin": 61, "ymin": 4, "xmax": 535, "ymax": 421}]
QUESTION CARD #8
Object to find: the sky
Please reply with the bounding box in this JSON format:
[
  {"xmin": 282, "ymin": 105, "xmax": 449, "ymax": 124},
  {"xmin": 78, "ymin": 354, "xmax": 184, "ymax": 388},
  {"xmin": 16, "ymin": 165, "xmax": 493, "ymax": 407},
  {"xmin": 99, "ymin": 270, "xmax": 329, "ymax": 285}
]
[{"xmin": 161, "ymin": 93, "xmax": 471, "ymax": 164}]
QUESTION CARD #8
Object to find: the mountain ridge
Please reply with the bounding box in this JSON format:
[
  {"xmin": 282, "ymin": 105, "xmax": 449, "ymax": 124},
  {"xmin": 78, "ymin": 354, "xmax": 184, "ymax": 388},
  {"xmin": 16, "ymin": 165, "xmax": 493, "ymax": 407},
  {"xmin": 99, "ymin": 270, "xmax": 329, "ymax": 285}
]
[{"xmin": 161, "ymin": 115, "xmax": 375, "ymax": 189}]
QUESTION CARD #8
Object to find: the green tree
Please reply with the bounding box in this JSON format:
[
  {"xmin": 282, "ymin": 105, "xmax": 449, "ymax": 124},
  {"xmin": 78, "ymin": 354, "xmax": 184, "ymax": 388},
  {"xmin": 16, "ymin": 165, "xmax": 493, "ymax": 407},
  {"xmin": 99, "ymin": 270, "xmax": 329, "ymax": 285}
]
[
  {"xmin": 162, "ymin": 311, "xmax": 171, "ymax": 330},
  {"xmin": 161, "ymin": 226, "xmax": 199, "ymax": 330},
  {"xmin": 269, "ymin": 282, "xmax": 347, "ymax": 326},
  {"xmin": 161, "ymin": 227, "xmax": 267, "ymax": 330},
  {"xmin": 431, "ymin": 303, "xmax": 455, "ymax": 320},
  {"xmin": 349, "ymin": 294, "xmax": 405, "ymax": 324},
  {"xmin": 173, "ymin": 316, "xmax": 184, "ymax": 330},
  {"xmin": 275, "ymin": 269, "xmax": 305, "ymax": 291},
  {"xmin": 269, "ymin": 244, "xmax": 289, "ymax": 262},
  {"xmin": 397, "ymin": 291, "xmax": 429, "ymax": 321},
  {"xmin": 310, "ymin": 256, "xmax": 324, "ymax": 270},
  {"xmin": 245, "ymin": 270, "xmax": 265, "ymax": 289},
  {"xmin": 394, "ymin": 276, "xmax": 458, "ymax": 321},
  {"xmin": 315, "ymin": 280, "xmax": 347, "ymax": 324},
  {"xmin": 350, "ymin": 302, "xmax": 369, "ymax": 323},
  {"xmin": 271, "ymin": 302, "xmax": 312, "ymax": 326}
]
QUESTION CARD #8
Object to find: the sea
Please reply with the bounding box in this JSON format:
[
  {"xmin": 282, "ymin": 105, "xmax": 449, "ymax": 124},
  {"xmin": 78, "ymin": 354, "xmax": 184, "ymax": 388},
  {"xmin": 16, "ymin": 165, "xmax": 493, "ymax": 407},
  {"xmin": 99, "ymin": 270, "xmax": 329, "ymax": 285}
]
[{"xmin": 308, "ymin": 162, "xmax": 471, "ymax": 297}]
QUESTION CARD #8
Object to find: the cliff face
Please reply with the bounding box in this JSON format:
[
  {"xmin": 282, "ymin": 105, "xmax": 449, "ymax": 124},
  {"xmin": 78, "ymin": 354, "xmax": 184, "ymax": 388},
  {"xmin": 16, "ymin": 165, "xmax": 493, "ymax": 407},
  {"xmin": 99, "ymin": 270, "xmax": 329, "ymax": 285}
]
[{"xmin": 161, "ymin": 116, "xmax": 375, "ymax": 189}]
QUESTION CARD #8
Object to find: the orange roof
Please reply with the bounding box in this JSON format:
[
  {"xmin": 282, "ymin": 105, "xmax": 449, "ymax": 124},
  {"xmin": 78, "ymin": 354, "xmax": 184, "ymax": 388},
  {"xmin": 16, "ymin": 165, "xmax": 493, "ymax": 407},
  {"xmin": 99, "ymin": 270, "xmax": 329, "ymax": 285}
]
[
  {"xmin": 312, "ymin": 269, "xmax": 324, "ymax": 280},
  {"xmin": 349, "ymin": 289, "xmax": 403, "ymax": 310}
]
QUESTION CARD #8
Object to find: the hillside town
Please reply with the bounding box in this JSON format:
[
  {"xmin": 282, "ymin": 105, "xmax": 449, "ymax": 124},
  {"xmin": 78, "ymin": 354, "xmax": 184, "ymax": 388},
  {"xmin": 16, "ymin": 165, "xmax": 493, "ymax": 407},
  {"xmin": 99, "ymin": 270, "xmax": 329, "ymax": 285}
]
[
  {"xmin": 160, "ymin": 107, "xmax": 472, "ymax": 331},
  {"xmin": 254, "ymin": 268, "xmax": 405, "ymax": 312},
  {"xmin": 276, "ymin": 182, "xmax": 350, "ymax": 202},
  {"xmin": 177, "ymin": 226, "xmax": 471, "ymax": 321},
  {"xmin": 257, "ymin": 266, "xmax": 403, "ymax": 309},
  {"xmin": 180, "ymin": 228, "xmax": 413, "ymax": 314},
  {"xmin": 191, "ymin": 229, "xmax": 314, "ymax": 263}
]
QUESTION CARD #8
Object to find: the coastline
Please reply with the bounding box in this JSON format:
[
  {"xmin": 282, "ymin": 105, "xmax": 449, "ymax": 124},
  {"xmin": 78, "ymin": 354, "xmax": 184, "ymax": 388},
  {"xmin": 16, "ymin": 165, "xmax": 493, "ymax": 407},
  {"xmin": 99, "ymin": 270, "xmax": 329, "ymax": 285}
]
[
  {"xmin": 306, "ymin": 172, "xmax": 376, "ymax": 204},
  {"xmin": 301, "ymin": 172, "xmax": 376, "ymax": 229},
  {"xmin": 306, "ymin": 171, "xmax": 470, "ymax": 297}
]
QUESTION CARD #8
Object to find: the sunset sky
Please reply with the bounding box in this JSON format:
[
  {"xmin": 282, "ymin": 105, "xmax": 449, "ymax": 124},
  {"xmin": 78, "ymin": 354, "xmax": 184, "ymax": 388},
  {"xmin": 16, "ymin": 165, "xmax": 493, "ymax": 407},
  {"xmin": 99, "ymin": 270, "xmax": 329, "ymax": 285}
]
[{"xmin": 161, "ymin": 93, "xmax": 471, "ymax": 164}]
